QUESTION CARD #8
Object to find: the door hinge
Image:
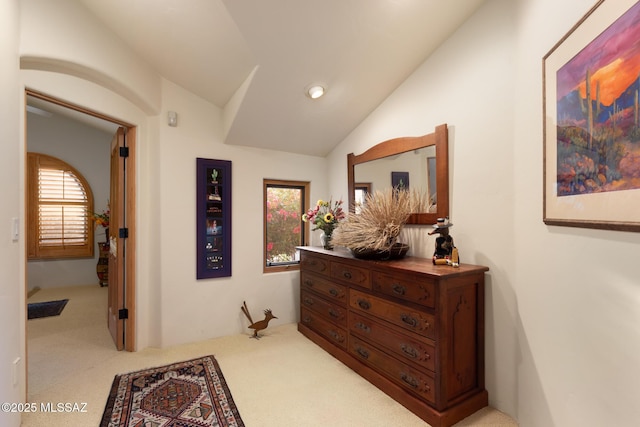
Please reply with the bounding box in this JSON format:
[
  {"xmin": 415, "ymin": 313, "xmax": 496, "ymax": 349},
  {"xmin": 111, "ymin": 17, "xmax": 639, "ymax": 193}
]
[
  {"xmin": 119, "ymin": 228, "xmax": 129, "ymax": 238},
  {"xmin": 119, "ymin": 147, "xmax": 129, "ymax": 158},
  {"xmin": 118, "ymin": 308, "xmax": 128, "ymax": 320}
]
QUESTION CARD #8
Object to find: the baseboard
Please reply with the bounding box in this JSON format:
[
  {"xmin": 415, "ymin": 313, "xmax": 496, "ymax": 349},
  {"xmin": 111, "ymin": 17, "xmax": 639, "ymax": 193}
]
[{"xmin": 27, "ymin": 287, "xmax": 41, "ymax": 298}]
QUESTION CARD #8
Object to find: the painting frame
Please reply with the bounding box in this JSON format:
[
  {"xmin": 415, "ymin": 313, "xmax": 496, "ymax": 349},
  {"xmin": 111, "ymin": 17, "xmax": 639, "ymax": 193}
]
[
  {"xmin": 391, "ymin": 171, "xmax": 410, "ymax": 190},
  {"xmin": 196, "ymin": 158, "xmax": 232, "ymax": 279},
  {"xmin": 543, "ymin": 0, "xmax": 640, "ymax": 232}
]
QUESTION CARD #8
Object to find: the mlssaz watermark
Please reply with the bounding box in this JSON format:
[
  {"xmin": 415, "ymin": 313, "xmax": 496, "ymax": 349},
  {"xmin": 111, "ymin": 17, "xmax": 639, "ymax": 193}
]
[{"xmin": 1, "ymin": 402, "xmax": 88, "ymax": 413}]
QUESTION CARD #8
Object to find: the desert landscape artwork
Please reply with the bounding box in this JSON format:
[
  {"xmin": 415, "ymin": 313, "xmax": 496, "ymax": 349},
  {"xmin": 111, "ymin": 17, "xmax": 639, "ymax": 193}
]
[{"xmin": 555, "ymin": 0, "xmax": 640, "ymax": 196}]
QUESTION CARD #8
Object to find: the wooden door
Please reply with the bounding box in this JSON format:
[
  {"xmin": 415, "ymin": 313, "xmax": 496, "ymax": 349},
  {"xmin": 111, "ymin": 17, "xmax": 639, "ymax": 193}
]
[{"xmin": 108, "ymin": 127, "xmax": 126, "ymax": 350}]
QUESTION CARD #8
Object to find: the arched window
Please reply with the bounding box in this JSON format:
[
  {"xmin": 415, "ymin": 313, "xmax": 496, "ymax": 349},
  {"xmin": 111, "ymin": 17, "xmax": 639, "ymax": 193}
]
[{"xmin": 27, "ymin": 153, "xmax": 94, "ymax": 259}]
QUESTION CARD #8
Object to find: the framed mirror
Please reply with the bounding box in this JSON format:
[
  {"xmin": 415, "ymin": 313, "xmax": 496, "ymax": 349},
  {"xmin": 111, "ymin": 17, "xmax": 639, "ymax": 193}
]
[{"xmin": 347, "ymin": 123, "xmax": 449, "ymax": 225}]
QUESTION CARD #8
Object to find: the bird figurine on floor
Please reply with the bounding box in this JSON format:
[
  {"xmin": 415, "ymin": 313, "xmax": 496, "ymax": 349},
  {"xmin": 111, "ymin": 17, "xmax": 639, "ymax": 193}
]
[{"xmin": 241, "ymin": 301, "xmax": 277, "ymax": 339}]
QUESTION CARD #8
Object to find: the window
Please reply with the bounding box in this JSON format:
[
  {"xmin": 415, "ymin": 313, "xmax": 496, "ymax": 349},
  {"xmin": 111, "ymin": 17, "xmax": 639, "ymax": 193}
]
[
  {"xmin": 264, "ymin": 179, "xmax": 310, "ymax": 272},
  {"xmin": 354, "ymin": 182, "xmax": 371, "ymax": 214},
  {"xmin": 27, "ymin": 152, "xmax": 94, "ymax": 259}
]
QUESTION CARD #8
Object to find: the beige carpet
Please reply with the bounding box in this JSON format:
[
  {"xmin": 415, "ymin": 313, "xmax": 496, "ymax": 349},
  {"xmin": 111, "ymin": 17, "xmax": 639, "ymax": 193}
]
[{"xmin": 23, "ymin": 285, "xmax": 518, "ymax": 426}]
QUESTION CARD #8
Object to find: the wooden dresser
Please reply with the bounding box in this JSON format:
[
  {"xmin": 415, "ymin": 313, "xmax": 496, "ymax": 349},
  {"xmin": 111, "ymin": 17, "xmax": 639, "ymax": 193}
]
[{"xmin": 298, "ymin": 246, "xmax": 489, "ymax": 427}]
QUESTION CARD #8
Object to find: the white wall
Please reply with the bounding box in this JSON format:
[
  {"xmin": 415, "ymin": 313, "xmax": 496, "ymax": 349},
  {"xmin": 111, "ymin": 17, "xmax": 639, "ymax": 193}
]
[
  {"xmin": 329, "ymin": 0, "xmax": 640, "ymax": 426},
  {"xmin": 156, "ymin": 79, "xmax": 328, "ymax": 347},
  {"xmin": 19, "ymin": 0, "xmax": 161, "ymax": 114},
  {"xmin": 512, "ymin": 0, "xmax": 640, "ymax": 425},
  {"xmin": 27, "ymin": 111, "xmax": 112, "ymax": 289},
  {"xmin": 0, "ymin": 1, "xmax": 23, "ymax": 426}
]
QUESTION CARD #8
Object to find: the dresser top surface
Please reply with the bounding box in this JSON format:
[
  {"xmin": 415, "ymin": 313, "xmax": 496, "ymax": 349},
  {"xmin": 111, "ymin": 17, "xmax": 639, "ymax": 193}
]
[{"xmin": 299, "ymin": 246, "xmax": 489, "ymax": 277}]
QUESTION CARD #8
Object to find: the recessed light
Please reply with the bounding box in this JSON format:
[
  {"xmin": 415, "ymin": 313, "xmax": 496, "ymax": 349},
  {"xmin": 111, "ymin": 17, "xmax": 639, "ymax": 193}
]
[{"xmin": 306, "ymin": 84, "xmax": 326, "ymax": 99}]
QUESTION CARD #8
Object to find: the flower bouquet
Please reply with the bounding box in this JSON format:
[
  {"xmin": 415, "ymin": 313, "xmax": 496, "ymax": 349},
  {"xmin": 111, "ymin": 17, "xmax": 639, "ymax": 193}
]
[
  {"xmin": 89, "ymin": 205, "xmax": 110, "ymax": 243},
  {"xmin": 89, "ymin": 207, "xmax": 110, "ymax": 228},
  {"xmin": 302, "ymin": 198, "xmax": 346, "ymax": 249}
]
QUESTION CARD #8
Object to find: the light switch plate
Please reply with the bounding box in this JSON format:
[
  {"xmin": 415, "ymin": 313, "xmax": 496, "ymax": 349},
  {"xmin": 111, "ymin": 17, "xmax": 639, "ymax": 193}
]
[
  {"xmin": 13, "ymin": 357, "xmax": 20, "ymax": 385},
  {"xmin": 11, "ymin": 217, "xmax": 18, "ymax": 241}
]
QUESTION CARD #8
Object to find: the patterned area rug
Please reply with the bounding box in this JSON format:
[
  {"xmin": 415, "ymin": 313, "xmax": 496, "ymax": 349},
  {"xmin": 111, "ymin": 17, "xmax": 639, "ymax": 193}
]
[
  {"xmin": 100, "ymin": 355, "xmax": 244, "ymax": 427},
  {"xmin": 27, "ymin": 299, "xmax": 68, "ymax": 319}
]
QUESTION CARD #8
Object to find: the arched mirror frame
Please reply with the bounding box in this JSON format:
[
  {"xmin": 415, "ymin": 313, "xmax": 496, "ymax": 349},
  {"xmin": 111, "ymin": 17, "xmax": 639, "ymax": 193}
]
[{"xmin": 347, "ymin": 123, "xmax": 449, "ymax": 225}]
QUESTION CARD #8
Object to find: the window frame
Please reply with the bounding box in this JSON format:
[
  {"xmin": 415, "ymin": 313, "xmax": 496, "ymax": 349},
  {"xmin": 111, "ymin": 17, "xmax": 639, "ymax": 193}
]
[
  {"xmin": 27, "ymin": 152, "xmax": 95, "ymax": 259},
  {"xmin": 263, "ymin": 179, "xmax": 310, "ymax": 273}
]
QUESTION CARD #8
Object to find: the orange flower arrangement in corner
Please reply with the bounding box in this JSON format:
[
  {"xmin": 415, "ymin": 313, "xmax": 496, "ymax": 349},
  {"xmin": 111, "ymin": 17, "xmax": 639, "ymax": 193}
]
[{"xmin": 89, "ymin": 204, "xmax": 110, "ymax": 228}]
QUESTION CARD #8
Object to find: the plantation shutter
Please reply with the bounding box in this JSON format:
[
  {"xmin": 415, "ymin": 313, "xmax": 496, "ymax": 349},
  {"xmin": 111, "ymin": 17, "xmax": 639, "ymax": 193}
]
[
  {"xmin": 28, "ymin": 153, "xmax": 94, "ymax": 259},
  {"xmin": 38, "ymin": 166, "xmax": 88, "ymax": 246}
]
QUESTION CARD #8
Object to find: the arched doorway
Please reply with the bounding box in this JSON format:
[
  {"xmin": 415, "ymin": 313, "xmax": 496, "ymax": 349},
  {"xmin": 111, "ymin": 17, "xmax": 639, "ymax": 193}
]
[{"xmin": 25, "ymin": 89, "xmax": 137, "ymax": 351}]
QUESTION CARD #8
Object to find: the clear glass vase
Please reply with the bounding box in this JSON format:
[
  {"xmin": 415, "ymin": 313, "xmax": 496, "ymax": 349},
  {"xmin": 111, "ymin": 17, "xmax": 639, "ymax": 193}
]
[{"xmin": 320, "ymin": 230, "xmax": 334, "ymax": 250}]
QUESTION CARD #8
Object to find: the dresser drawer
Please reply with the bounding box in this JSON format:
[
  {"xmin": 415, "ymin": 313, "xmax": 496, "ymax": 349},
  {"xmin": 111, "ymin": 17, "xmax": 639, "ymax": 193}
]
[
  {"xmin": 300, "ymin": 308, "xmax": 347, "ymax": 349},
  {"xmin": 372, "ymin": 270, "xmax": 435, "ymax": 308},
  {"xmin": 349, "ymin": 335, "xmax": 435, "ymax": 404},
  {"xmin": 301, "ymin": 289, "xmax": 347, "ymax": 326},
  {"xmin": 300, "ymin": 252, "xmax": 330, "ymax": 276},
  {"xmin": 350, "ymin": 289, "xmax": 435, "ymax": 339},
  {"xmin": 349, "ymin": 311, "xmax": 435, "ymax": 373},
  {"xmin": 301, "ymin": 272, "xmax": 347, "ymax": 305},
  {"xmin": 331, "ymin": 260, "xmax": 371, "ymax": 289}
]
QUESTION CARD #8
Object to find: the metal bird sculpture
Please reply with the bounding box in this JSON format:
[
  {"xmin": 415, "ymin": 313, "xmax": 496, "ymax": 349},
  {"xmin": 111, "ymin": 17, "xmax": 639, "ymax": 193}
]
[{"xmin": 241, "ymin": 301, "xmax": 277, "ymax": 339}]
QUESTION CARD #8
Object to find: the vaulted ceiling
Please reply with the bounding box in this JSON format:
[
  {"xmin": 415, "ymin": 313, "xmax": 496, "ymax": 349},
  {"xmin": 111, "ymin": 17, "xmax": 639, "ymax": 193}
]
[{"xmin": 70, "ymin": 0, "xmax": 486, "ymax": 156}]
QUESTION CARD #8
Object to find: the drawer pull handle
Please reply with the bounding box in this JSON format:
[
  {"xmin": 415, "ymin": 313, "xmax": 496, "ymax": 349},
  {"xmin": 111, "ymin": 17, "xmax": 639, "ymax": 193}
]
[
  {"xmin": 354, "ymin": 322, "xmax": 371, "ymax": 334},
  {"xmin": 329, "ymin": 288, "xmax": 339, "ymax": 297},
  {"xmin": 302, "ymin": 316, "xmax": 311, "ymax": 324},
  {"xmin": 343, "ymin": 271, "xmax": 352, "ymax": 279},
  {"xmin": 401, "ymin": 314, "xmax": 418, "ymax": 327},
  {"xmin": 355, "ymin": 346, "xmax": 369, "ymax": 359},
  {"xmin": 392, "ymin": 283, "xmax": 406, "ymax": 295},
  {"xmin": 328, "ymin": 330, "xmax": 344, "ymax": 343},
  {"xmin": 304, "ymin": 279, "xmax": 313, "ymax": 286},
  {"xmin": 328, "ymin": 308, "xmax": 340, "ymax": 318},
  {"xmin": 357, "ymin": 299, "xmax": 371, "ymax": 310},
  {"xmin": 401, "ymin": 344, "xmax": 418, "ymax": 359},
  {"xmin": 303, "ymin": 297, "xmax": 314, "ymax": 306},
  {"xmin": 400, "ymin": 373, "xmax": 419, "ymax": 388}
]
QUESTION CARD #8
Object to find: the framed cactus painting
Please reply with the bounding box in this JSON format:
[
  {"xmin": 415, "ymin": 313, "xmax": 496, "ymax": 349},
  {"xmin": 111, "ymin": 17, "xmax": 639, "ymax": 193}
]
[
  {"xmin": 196, "ymin": 158, "xmax": 232, "ymax": 278},
  {"xmin": 543, "ymin": 0, "xmax": 640, "ymax": 231}
]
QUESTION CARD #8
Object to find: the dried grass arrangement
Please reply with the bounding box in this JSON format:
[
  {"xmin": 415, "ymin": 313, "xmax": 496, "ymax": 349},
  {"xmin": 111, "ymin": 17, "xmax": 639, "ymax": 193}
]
[{"xmin": 332, "ymin": 188, "xmax": 423, "ymax": 253}]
